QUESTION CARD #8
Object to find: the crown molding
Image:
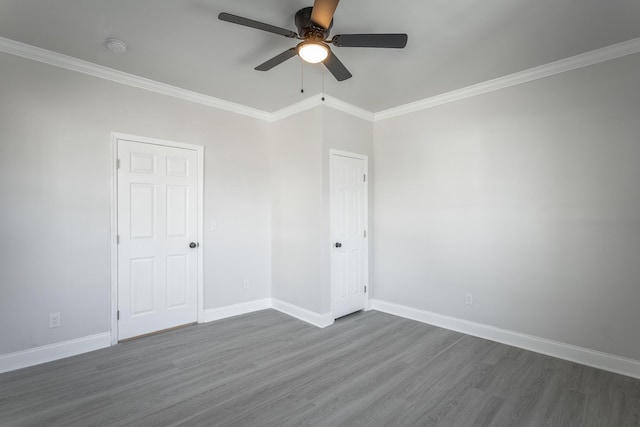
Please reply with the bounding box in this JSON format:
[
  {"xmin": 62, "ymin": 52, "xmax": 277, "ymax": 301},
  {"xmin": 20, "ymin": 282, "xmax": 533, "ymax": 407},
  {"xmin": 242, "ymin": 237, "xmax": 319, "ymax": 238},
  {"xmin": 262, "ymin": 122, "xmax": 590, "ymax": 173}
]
[
  {"xmin": 269, "ymin": 94, "xmax": 375, "ymax": 123},
  {"xmin": 322, "ymin": 95, "xmax": 374, "ymax": 122},
  {"xmin": 2, "ymin": 36, "xmax": 639, "ymax": 124},
  {"xmin": 0, "ymin": 37, "xmax": 271, "ymax": 121},
  {"xmin": 374, "ymin": 37, "xmax": 640, "ymax": 122},
  {"xmin": 269, "ymin": 95, "xmax": 322, "ymax": 122}
]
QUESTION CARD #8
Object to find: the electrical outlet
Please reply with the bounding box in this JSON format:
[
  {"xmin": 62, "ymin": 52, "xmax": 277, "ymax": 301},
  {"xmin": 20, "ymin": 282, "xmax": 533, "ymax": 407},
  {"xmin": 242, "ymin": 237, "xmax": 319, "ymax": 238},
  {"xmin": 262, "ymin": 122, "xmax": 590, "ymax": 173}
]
[
  {"xmin": 49, "ymin": 312, "xmax": 61, "ymax": 328},
  {"xmin": 465, "ymin": 293, "xmax": 473, "ymax": 306},
  {"xmin": 243, "ymin": 279, "xmax": 249, "ymax": 289}
]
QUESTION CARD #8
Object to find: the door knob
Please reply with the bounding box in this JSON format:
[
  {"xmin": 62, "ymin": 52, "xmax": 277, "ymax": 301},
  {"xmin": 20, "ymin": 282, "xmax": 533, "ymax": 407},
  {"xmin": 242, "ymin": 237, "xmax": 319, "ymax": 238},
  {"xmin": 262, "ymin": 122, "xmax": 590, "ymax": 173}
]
[
  {"xmin": 335, "ymin": 242, "xmax": 342, "ymax": 248},
  {"xmin": 189, "ymin": 242, "xmax": 199, "ymax": 249}
]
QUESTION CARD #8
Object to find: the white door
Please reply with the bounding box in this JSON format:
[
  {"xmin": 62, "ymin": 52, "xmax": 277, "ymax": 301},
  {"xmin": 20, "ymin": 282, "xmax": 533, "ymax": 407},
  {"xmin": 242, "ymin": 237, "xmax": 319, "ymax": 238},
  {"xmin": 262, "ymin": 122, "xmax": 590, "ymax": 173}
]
[
  {"xmin": 331, "ymin": 152, "xmax": 368, "ymax": 319},
  {"xmin": 117, "ymin": 139, "xmax": 199, "ymax": 340}
]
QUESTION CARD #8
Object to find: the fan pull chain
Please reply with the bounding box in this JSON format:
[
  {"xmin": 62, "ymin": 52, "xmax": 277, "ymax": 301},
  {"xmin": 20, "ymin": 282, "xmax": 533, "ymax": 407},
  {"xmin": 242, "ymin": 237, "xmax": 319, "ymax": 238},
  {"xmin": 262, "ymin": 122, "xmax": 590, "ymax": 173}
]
[
  {"xmin": 321, "ymin": 69, "xmax": 325, "ymax": 101},
  {"xmin": 300, "ymin": 61, "xmax": 305, "ymax": 94}
]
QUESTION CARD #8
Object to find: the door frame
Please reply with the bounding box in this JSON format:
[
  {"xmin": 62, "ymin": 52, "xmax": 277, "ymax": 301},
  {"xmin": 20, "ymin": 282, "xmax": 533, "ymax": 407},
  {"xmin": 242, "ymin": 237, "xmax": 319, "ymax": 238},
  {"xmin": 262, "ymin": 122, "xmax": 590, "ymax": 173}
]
[
  {"xmin": 329, "ymin": 149, "xmax": 370, "ymax": 318},
  {"xmin": 110, "ymin": 132, "xmax": 205, "ymax": 345}
]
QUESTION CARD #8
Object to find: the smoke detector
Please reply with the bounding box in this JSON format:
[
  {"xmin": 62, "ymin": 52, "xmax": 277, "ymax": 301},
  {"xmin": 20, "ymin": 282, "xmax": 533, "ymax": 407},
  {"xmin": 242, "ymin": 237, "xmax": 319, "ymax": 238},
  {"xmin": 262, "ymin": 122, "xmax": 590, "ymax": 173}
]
[{"xmin": 105, "ymin": 38, "xmax": 127, "ymax": 54}]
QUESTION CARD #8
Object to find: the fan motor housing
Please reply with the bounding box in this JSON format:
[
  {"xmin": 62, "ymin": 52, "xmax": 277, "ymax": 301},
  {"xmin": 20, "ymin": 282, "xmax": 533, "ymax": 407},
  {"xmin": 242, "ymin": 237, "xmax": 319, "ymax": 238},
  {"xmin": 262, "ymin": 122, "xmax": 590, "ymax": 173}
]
[{"xmin": 295, "ymin": 7, "xmax": 332, "ymax": 40}]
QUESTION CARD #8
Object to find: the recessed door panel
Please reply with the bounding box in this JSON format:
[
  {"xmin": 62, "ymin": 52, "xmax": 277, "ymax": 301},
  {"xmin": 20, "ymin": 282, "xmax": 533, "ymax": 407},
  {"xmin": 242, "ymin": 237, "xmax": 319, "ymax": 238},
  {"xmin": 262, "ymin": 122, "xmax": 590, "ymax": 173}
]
[
  {"xmin": 338, "ymin": 189, "xmax": 348, "ymax": 237},
  {"xmin": 130, "ymin": 258, "xmax": 155, "ymax": 315},
  {"xmin": 130, "ymin": 184, "xmax": 155, "ymax": 239},
  {"xmin": 349, "ymin": 248, "xmax": 362, "ymax": 297},
  {"xmin": 166, "ymin": 255, "xmax": 188, "ymax": 308},
  {"xmin": 167, "ymin": 157, "xmax": 188, "ymax": 176},
  {"xmin": 335, "ymin": 251, "xmax": 348, "ymax": 299},
  {"xmin": 167, "ymin": 185, "xmax": 188, "ymax": 238},
  {"xmin": 130, "ymin": 152, "xmax": 155, "ymax": 174},
  {"xmin": 348, "ymin": 190, "xmax": 361, "ymax": 236}
]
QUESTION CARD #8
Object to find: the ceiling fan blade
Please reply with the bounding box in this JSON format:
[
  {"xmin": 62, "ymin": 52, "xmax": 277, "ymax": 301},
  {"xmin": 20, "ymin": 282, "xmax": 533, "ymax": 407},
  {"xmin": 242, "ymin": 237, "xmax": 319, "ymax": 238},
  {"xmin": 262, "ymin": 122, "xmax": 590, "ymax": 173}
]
[
  {"xmin": 310, "ymin": 0, "xmax": 340, "ymax": 30},
  {"xmin": 219, "ymin": 12, "xmax": 297, "ymax": 38},
  {"xmin": 332, "ymin": 34, "xmax": 408, "ymax": 48},
  {"xmin": 255, "ymin": 48, "xmax": 298, "ymax": 71},
  {"xmin": 324, "ymin": 50, "xmax": 352, "ymax": 81}
]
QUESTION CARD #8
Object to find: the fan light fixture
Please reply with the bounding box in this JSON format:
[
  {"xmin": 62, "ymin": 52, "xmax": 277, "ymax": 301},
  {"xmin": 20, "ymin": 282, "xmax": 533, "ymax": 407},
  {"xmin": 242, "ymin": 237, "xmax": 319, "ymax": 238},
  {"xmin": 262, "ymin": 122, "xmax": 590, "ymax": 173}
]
[
  {"xmin": 297, "ymin": 41, "xmax": 329, "ymax": 64},
  {"xmin": 218, "ymin": 1, "xmax": 408, "ymax": 82}
]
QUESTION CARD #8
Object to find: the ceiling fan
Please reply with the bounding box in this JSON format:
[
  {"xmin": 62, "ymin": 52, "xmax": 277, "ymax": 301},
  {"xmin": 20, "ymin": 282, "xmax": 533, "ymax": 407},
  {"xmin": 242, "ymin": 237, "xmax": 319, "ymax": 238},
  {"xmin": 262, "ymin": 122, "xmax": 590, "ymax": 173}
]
[{"xmin": 218, "ymin": 0, "xmax": 408, "ymax": 81}]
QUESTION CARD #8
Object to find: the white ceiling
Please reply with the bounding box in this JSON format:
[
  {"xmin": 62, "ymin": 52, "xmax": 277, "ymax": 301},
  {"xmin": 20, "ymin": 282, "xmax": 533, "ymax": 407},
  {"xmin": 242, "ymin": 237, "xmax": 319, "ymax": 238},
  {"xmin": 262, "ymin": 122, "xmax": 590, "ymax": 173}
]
[{"xmin": 1, "ymin": 0, "xmax": 640, "ymax": 112}]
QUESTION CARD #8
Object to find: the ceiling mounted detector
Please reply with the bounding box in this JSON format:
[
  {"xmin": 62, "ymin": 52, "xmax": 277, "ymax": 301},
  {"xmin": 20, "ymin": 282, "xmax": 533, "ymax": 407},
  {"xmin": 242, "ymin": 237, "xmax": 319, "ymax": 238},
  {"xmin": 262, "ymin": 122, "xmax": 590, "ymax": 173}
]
[{"xmin": 105, "ymin": 38, "xmax": 127, "ymax": 54}]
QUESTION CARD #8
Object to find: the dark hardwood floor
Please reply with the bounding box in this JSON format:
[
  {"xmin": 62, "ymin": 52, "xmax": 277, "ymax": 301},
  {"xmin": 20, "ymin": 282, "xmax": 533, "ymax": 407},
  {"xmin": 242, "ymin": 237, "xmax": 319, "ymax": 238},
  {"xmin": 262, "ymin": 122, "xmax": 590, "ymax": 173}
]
[{"xmin": 1, "ymin": 309, "xmax": 638, "ymax": 426}]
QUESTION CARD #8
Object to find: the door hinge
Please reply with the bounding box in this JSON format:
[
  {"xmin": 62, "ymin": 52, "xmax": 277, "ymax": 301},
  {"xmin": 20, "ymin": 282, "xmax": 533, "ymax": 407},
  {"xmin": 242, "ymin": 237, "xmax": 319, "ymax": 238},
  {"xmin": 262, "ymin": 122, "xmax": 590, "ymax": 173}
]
[
  {"xmin": 116, "ymin": 158, "xmax": 120, "ymax": 169},
  {"xmin": 363, "ymin": 174, "xmax": 366, "ymax": 182},
  {"xmin": 117, "ymin": 235, "xmax": 120, "ymax": 245},
  {"xmin": 364, "ymin": 230, "xmax": 367, "ymax": 238},
  {"xmin": 364, "ymin": 286, "xmax": 367, "ymax": 293},
  {"xmin": 117, "ymin": 310, "xmax": 120, "ymax": 320}
]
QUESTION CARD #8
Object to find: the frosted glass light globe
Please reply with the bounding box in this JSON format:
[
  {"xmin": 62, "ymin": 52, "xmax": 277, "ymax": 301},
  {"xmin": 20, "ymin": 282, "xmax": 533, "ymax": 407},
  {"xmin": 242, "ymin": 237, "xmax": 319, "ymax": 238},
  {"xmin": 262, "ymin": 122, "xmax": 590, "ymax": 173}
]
[{"xmin": 298, "ymin": 42, "xmax": 329, "ymax": 64}]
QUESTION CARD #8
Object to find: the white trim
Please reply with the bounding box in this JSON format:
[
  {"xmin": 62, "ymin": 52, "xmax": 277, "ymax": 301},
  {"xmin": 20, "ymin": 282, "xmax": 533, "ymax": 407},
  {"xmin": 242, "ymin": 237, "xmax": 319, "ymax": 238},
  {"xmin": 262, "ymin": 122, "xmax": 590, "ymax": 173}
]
[
  {"xmin": 270, "ymin": 96, "xmax": 323, "ymax": 122},
  {"xmin": 195, "ymin": 140, "xmax": 205, "ymax": 325},
  {"xmin": 0, "ymin": 333, "xmax": 111, "ymax": 374},
  {"xmin": 2, "ymin": 36, "xmax": 639, "ymax": 123},
  {"xmin": 5, "ymin": 300, "xmax": 637, "ymax": 378},
  {"xmin": 0, "ymin": 35, "xmax": 370, "ymax": 123},
  {"xmin": 323, "ymin": 95, "xmax": 374, "ymax": 122},
  {"xmin": 0, "ymin": 37, "xmax": 271, "ymax": 122},
  {"xmin": 329, "ymin": 149, "xmax": 369, "ymax": 160},
  {"xmin": 271, "ymin": 299, "xmax": 334, "ymax": 328},
  {"xmin": 112, "ymin": 132, "xmax": 206, "ymax": 152},
  {"xmin": 329, "ymin": 150, "xmax": 370, "ymax": 320},
  {"xmin": 371, "ymin": 300, "xmax": 640, "ymax": 380},
  {"xmin": 110, "ymin": 136, "xmax": 119, "ymax": 345},
  {"xmin": 0, "ymin": 299, "xmax": 328, "ymax": 373},
  {"xmin": 203, "ymin": 299, "xmax": 272, "ymax": 323},
  {"xmin": 269, "ymin": 95, "xmax": 374, "ymax": 123},
  {"xmin": 110, "ymin": 133, "xmax": 205, "ymax": 344},
  {"xmin": 374, "ymin": 37, "xmax": 640, "ymax": 121}
]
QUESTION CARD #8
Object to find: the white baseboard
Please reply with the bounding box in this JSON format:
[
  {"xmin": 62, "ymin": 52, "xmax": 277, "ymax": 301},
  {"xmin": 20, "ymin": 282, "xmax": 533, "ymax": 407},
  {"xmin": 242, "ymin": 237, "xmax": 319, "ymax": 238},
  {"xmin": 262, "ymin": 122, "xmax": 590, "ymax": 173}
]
[
  {"xmin": 0, "ymin": 298, "xmax": 334, "ymax": 374},
  {"xmin": 205, "ymin": 297, "xmax": 334, "ymax": 328},
  {"xmin": 0, "ymin": 332, "xmax": 111, "ymax": 374},
  {"xmin": 203, "ymin": 298, "xmax": 272, "ymax": 323},
  {"xmin": 271, "ymin": 298, "xmax": 334, "ymax": 328},
  {"xmin": 371, "ymin": 299, "xmax": 640, "ymax": 380}
]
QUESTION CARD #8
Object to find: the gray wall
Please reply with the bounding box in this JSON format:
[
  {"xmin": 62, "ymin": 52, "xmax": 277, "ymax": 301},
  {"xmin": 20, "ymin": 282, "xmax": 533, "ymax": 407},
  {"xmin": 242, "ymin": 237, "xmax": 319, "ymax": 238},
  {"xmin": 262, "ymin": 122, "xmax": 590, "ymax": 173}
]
[
  {"xmin": 270, "ymin": 107, "xmax": 324, "ymax": 313},
  {"xmin": 0, "ymin": 53, "xmax": 272, "ymax": 354},
  {"xmin": 373, "ymin": 53, "xmax": 640, "ymax": 360},
  {"xmin": 271, "ymin": 106, "xmax": 373, "ymax": 315}
]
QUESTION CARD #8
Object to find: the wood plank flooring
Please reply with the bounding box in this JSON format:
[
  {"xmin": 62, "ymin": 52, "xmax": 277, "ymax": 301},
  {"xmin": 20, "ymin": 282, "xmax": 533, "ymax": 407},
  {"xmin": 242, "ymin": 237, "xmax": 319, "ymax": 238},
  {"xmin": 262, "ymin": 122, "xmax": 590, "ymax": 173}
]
[{"xmin": 1, "ymin": 310, "xmax": 639, "ymax": 426}]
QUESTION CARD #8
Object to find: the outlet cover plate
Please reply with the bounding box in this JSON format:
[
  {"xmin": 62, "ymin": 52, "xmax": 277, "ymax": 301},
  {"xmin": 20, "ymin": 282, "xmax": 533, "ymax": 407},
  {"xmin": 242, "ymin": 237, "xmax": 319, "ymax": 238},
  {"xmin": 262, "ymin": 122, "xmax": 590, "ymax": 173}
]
[
  {"xmin": 49, "ymin": 312, "xmax": 61, "ymax": 328},
  {"xmin": 465, "ymin": 293, "xmax": 473, "ymax": 306}
]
